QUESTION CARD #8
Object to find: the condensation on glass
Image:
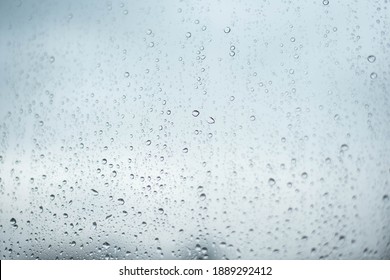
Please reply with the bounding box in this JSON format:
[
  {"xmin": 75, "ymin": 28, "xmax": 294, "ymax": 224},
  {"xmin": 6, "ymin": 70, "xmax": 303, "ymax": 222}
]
[{"xmin": 0, "ymin": 0, "xmax": 389, "ymax": 259}]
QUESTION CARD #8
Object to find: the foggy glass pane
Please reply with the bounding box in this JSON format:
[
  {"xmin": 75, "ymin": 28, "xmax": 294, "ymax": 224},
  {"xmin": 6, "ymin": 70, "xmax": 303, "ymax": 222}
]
[{"xmin": 0, "ymin": 0, "xmax": 389, "ymax": 260}]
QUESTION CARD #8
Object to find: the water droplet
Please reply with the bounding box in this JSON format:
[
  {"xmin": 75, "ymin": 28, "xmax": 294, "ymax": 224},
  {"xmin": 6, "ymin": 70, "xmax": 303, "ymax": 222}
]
[
  {"xmin": 323, "ymin": 0, "xmax": 329, "ymax": 5},
  {"xmin": 268, "ymin": 178, "xmax": 276, "ymax": 186},
  {"xmin": 10, "ymin": 218, "xmax": 16, "ymax": 225},
  {"xmin": 224, "ymin": 27, "xmax": 231, "ymax": 33},
  {"xmin": 146, "ymin": 140, "xmax": 152, "ymax": 146},
  {"xmin": 192, "ymin": 110, "xmax": 200, "ymax": 117},
  {"xmin": 340, "ymin": 144, "xmax": 349, "ymax": 151},
  {"xmin": 146, "ymin": 29, "xmax": 152, "ymax": 35},
  {"xmin": 367, "ymin": 55, "xmax": 376, "ymax": 63},
  {"xmin": 118, "ymin": 198, "xmax": 125, "ymax": 205},
  {"xmin": 50, "ymin": 56, "xmax": 55, "ymax": 63},
  {"xmin": 182, "ymin": 148, "xmax": 188, "ymax": 153},
  {"xmin": 229, "ymin": 51, "xmax": 235, "ymax": 57},
  {"xmin": 250, "ymin": 115, "xmax": 256, "ymax": 121},
  {"xmin": 301, "ymin": 172, "xmax": 308, "ymax": 179},
  {"xmin": 158, "ymin": 208, "xmax": 164, "ymax": 214},
  {"xmin": 186, "ymin": 32, "xmax": 191, "ymax": 38},
  {"xmin": 92, "ymin": 222, "xmax": 97, "ymax": 229},
  {"xmin": 124, "ymin": 72, "xmax": 130, "ymax": 78},
  {"xmin": 208, "ymin": 117, "xmax": 215, "ymax": 124},
  {"xmin": 91, "ymin": 189, "xmax": 99, "ymax": 196},
  {"xmin": 199, "ymin": 193, "xmax": 206, "ymax": 201},
  {"xmin": 370, "ymin": 72, "xmax": 377, "ymax": 79},
  {"xmin": 103, "ymin": 242, "xmax": 110, "ymax": 249},
  {"xmin": 383, "ymin": 195, "xmax": 389, "ymax": 202}
]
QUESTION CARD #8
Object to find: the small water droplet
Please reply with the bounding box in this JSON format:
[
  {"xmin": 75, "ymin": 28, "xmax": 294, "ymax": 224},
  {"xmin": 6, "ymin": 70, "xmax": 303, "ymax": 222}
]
[
  {"xmin": 301, "ymin": 172, "xmax": 308, "ymax": 179},
  {"xmin": 118, "ymin": 198, "xmax": 125, "ymax": 205},
  {"xmin": 370, "ymin": 72, "xmax": 377, "ymax": 79},
  {"xmin": 367, "ymin": 55, "xmax": 376, "ymax": 63},
  {"xmin": 192, "ymin": 110, "xmax": 200, "ymax": 117},
  {"xmin": 340, "ymin": 144, "xmax": 349, "ymax": 151},
  {"xmin": 182, "ymin": 148, "xmax": 188, "ymax": 153},
  {"xmin": 50, "ymin": 56, "xmax": 55, "ymax": 63},
  {"xmin": 323, "ymin": 0, "xmax": 329, "ymax": 5},
  {"xmin": 208, "ymin": 117, "xmax": 215, "ymax": 124},
  {"xmin": 124, "ymin": 72, "xmax": 130, "ymax": 78},
  {"xmin": 250, "ymin": 115, "xmax": 256, "ymax": 121},
  {"xmin": 158, "ymin": 208, "xmax": 164, "ymax": 214},
  {"xmin": 91, "ymin": 189, "xmax": 99, "ymax": 196},
  {"xmin": 268, "ymin": 178, "xmax": 276, "ymax": 186},
  {"xmin": 186, "ymin": 32, "xmax": 191, "ymax": 38},
  {"xmin": 199, "ymin": 193, "xmax": 206, "ymax": 201},
  {"xmin": 146, "ymin": 140, "xmax": 152, "ymax": 146},
  {"xmin": 103, "ymin": 242, "xmax": 110, "ymax": 249},
  {"xmin": 224, "ymin": 27, "xmax": 231, "ymax": 33}
]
